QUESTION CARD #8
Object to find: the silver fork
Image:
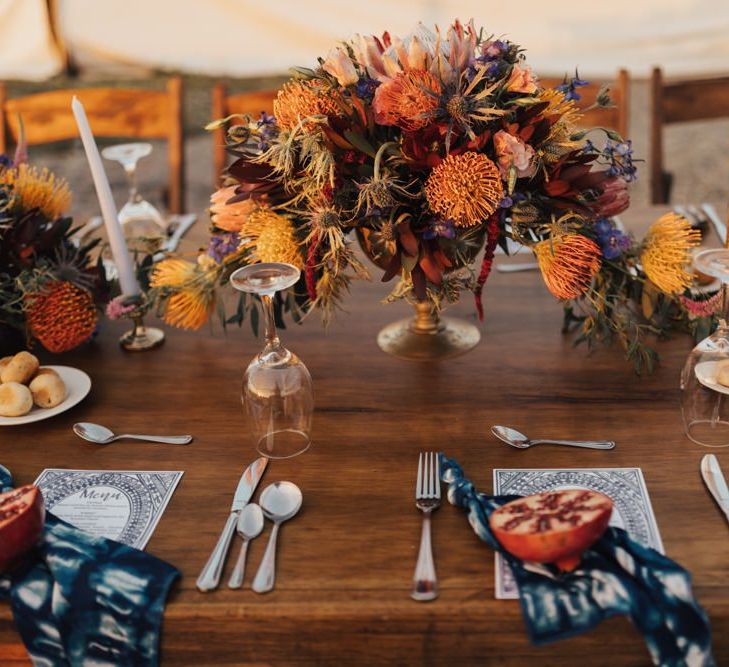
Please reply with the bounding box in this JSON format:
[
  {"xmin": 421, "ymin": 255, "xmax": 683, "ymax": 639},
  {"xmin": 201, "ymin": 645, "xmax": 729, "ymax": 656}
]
[{"xmin": 411, "ymin": 451, "xmax": 441, "ymax": 601}]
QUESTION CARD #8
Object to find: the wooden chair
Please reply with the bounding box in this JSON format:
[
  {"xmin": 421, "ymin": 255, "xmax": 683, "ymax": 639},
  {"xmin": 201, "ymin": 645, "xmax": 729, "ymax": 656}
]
[
  {"xmin": 650, "ymin": 67, "xmax": 729, "ymax": 204},
  {"xmin": 211, "ymin": 84, "xmax": 277, "ymax": 188},
  {"xmin": 0, "ymin": 77, "xmax": 185, "ymax": 213},
  {"xmin": 540, "ymin": 69, "xmax": 630, "ymax": 139}
]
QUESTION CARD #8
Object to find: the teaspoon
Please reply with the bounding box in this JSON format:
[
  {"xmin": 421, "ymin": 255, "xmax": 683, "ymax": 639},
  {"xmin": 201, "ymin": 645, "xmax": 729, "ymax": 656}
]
[
  {"xmin": 228, "ymin": 503, "xmax": 264, "ymax": 589},
  {"xmin": 491, "ymin": 425, "xmax": 615, "ymax": 450},
  {"xmin": 251, "ymin": 481, "xmax": 303, "ymax": 594},
  {"xmin": 73, "ymin": 422, "xmax": 192, "ymax": 445}
]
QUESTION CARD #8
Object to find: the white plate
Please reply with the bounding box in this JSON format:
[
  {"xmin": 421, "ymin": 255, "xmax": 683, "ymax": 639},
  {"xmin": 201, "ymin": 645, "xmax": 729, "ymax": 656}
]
[
  {"xmin": 0, "ymin": 365, "xmax": 91, "ymax": 426},
  {"xmin": 695, "ymin": 360, "xmax": 729, "ymax": 396}
]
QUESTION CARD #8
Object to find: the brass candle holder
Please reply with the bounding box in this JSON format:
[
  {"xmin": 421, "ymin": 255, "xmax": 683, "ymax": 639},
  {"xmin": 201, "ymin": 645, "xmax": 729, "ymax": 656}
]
[{"xmin": 119, "ymin": 315, "xmax": 165, "ymax": 351}]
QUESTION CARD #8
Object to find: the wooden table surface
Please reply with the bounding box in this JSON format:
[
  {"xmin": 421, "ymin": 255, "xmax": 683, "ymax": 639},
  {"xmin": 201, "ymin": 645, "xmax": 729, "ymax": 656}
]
[{"xmin": 1, "ymin": 214, "xmax": 729, "ymax": 666}]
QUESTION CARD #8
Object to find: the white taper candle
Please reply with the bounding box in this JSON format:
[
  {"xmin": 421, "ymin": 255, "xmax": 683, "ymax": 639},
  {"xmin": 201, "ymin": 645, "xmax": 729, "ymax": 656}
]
[{"xmin": 71, "ymin": 96, "xmax": 140, "ymax": 296}]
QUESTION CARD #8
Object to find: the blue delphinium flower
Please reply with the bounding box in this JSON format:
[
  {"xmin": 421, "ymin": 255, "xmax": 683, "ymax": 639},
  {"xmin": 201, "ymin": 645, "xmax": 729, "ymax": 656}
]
[
  {"xmin": 595, "ymin": 218, "xmax": 631, "ymax": 260},
  {"xmin": 422, "ymin": 219, "xmax": 456, "ymax": 240},
  {"xmin": 467, "ymin": 39, "xmax": 511, "ymax": 81},
  {"xmin": 0, "ymin": 154, "xmax": 13, "ymax": 168},
  {"xmin": 208, "ymin": 232, "xmax": 240, "ymax": 262},
  {"xmin": 582, "ymin": 139, "xmax": 638, "ymax": 182},
  {"xmin": 602, "ymin": 140, "xmax": 638, "ymax": 182},
  {"xmin": 556, "ymin": 70, "xmax": 589, "ymax": 101}
]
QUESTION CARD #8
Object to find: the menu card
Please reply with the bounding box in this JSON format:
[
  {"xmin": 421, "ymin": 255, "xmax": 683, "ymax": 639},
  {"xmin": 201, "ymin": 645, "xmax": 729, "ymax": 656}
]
[
  {"xmin": 34, "ymin": 469, "xmax": 183, "ymax": 550},
  {"xmin": 492, "ymin": 468, "xmax": 664, "ymax": 599}
]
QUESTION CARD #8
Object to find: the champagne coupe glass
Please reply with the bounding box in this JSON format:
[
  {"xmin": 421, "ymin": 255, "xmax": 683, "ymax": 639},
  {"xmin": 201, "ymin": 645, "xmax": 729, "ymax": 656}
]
[
  {"xmin": 230, "ymin": 262, "xmax": 313, "ymax": 459},
  {"xmin": 102, "ymin": 142, "xmax": 166, "ymax": 242},
  {"xmin": 681, "ymin": 248, "xmax": 729, "ymax": 446}
]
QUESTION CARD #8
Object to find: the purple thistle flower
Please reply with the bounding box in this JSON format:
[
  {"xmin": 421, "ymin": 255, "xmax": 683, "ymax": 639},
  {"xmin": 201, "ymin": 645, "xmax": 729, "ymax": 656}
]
[{"xmin": 255, "ymin": 112, "xmax": 278, "ymax": 151}]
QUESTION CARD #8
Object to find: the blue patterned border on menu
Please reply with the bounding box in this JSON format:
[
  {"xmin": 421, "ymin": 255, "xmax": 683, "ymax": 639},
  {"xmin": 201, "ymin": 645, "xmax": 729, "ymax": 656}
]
[{"xmin": 34, "ymin": 469, "xmax": 183, "ymax": 550}]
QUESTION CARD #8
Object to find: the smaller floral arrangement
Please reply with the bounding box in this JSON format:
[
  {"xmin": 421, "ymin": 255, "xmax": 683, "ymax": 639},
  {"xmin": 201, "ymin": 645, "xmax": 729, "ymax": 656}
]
[{"xmin": 0, "ymin": 152, "xmax": 110, "ymax": 356}]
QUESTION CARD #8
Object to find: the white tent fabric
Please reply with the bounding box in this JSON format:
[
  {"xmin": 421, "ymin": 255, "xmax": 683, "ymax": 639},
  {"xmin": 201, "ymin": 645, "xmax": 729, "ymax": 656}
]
[
  {"xmin": 3, "ymin": 0, "xmax": 729, "ymax": 80},
  {"xmin": 0, "ymin": 0, "xmax": 62, "ymax": 80}
]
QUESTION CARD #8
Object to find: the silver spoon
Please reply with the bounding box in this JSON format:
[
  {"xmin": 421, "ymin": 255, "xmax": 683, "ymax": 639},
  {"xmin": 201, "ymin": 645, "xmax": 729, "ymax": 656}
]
[
  {"xmin": 228, "ymin": 503, "xmax": 264, "ymax": 589},
  {"xmin": 251, "ymin": 481, "xmax": 303, "ymax": 594},
  {"xmin": 73, "ymin": 422, "xmax": 192, "ymax": 445},
  {"xmin": 492, "ymin": 425, "xmax": 615, "ymax": 450}
]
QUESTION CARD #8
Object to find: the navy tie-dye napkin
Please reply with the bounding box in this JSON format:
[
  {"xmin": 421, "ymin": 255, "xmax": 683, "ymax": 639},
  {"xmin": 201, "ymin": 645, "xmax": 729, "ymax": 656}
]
[
  {"xmin": 0, "ymin": 464, "xmax": 179, "ymax": 666},
  {"xmin": 441, "ymin": 456, "xmax": 714, "ymax": 667}
]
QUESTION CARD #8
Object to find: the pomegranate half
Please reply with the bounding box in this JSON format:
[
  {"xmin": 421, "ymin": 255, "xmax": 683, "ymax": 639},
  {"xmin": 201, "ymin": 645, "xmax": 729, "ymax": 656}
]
[
  {"xmin": 0, "ymin": 485, "xmax": 45, "ymax": 572},
  {"xmin": 489, "ymin": 489, "xmax": 613, "ymax": 571}
]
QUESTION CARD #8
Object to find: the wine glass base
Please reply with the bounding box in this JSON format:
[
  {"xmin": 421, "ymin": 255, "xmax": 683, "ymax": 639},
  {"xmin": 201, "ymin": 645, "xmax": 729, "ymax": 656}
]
[
  {"xmin": 120, "ymin": 326, "xmax": 165, "ymax": 352},
  {"xmin": 377, "ymin": 316, "xmax": 480, "ymax": 360},
  {"xmin": 256, "ymin": 429, "xmax": 311, "ymax": 459},
  {"xmin": 685, "ymin": 419, "xmax": 729, "ymax": 447}
]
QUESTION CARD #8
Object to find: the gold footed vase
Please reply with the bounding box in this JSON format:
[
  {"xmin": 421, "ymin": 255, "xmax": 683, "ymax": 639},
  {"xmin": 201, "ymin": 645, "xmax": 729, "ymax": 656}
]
[{"xmin": 377, "ymin": 302, "xmax": 480, "ymax": 361}]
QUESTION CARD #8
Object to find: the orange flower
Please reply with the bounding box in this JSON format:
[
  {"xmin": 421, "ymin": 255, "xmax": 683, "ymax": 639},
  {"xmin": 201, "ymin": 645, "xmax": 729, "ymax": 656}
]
[
  {"xmin": 273, "ymin": 79, "xmax": 342, "ymax": 131},
  {"xmin": 210, "ymin": 186, "xmax": 259, "ymax": 232},
  {"xmin": 372, "ymin": 70, "xmax": 441, "ymax": 130},
  {"xmin": 641, "ymin": 212, "xmax": 700, "ymax": 294},
  {"xmin": 534, "ymin": 234, "xmax": 601, "ymax": 299},
  {"xmin": 506, "ymin": 64, "xmax": 538, "ymax": 94},
  {"xmin": 424, "ymin": 152, "xmax": 503, "ymax": 227}
]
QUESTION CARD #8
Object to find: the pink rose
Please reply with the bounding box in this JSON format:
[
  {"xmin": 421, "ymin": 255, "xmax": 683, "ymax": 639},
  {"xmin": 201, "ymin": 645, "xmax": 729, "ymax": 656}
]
[
  {"xmin": 593, "ymin": 177, "xmax": 630, "ymax": 217},
  {"xmin": 493, "ymin": 130, "xmax": 536, "ymax": 178},
  {"xmin": 506, "ymin": 64, "xmax": 538, "ymax": 94}
]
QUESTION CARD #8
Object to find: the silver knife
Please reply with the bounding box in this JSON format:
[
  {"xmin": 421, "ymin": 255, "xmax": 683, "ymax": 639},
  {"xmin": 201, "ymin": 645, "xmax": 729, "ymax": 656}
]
[
  {"xmin": 700, "ymin": 454, "xmax": 729, "ymax": 524},
  {"xmin": 196, "ymin": 457, "xmax": 268, "ymax": 591}
]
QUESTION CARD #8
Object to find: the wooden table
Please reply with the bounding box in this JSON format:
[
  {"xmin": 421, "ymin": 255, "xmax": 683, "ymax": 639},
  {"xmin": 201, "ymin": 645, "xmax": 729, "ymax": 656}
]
[{"xmin": 1, "ymin": 231, "xmax": 729, "ymax": 666}]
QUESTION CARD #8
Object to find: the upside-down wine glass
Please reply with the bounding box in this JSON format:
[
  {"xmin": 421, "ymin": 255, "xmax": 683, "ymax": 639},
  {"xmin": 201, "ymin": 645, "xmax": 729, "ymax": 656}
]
[
  {"xmin": 230, "ymin": 262, "xmax": 313, "ymax": 459},
  {"xmin": 681, "ymin": 248, "xmax": 729, "ymax": 447},
  {"xmin": 101, "ymin": 142, "xmax": 166, "ymax": 241}
]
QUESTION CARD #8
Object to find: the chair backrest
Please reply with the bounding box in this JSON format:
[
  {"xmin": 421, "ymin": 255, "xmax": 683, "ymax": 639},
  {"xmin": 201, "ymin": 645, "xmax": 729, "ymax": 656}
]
[
  {"xmin": 540, "ymin": 69, "xmax": 630, "ymax": 139},
  {"xmin": 211, "ymin": 84, "xmax": 277, "ymax": 188},
  {"xmin": 0, "ymin": 77, "xmax": 185, "ymax": 213},
  {"xmin": 650, "ymin": 67, "xmax": 729, "ymax": 204}
]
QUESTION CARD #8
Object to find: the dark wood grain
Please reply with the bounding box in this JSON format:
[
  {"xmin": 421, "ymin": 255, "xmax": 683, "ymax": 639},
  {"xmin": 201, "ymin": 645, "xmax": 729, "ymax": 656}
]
[{"xmin": 1, "ymin": 213, "xmax": 728, "ymax": 665}]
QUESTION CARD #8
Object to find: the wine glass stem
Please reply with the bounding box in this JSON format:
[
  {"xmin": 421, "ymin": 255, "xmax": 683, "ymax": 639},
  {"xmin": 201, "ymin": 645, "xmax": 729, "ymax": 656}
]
[
  {"xmin": 125, "ymin": 163, "xmax": 139, "ymax": 203},
  {"xmin": 261, "ymin": 294, "xmax": 280, "ymax": 349}
]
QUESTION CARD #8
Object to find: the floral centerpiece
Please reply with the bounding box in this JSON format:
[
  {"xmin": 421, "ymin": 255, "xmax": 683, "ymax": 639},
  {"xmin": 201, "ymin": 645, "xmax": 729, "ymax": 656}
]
[
  {"xmin": 151, "ymin": 20, "xmax": 713, "ymax": 370},
  {"xmin": 0, "ymin": 152, "xmax": 109, "ymax": 356}
]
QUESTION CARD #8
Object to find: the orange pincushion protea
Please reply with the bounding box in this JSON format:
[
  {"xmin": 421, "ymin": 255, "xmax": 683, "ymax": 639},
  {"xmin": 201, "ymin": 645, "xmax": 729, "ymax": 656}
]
[
  {"xmin": 534, "ymin": 234, "xmax": 601, "ymax": 299},
  {"xmin": 25, "ymin": 281, "xmax": 97, "ymax": 353},
  {"xmin": 372, "ymin": 70, "xmax": 441, "ymax": 130},
  {"xmin": 273, "ymin": 80, "xmax": 343, "ymax": 131},
  {"xmin": 425, "ymin": 152, "xmax": 503, "ymax": 227}
]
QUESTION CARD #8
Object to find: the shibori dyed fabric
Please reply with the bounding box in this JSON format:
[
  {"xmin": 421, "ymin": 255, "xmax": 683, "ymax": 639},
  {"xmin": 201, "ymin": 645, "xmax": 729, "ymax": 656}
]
[
  {"xmin": 0, "ymin": 465, "xmax": 179, "ymax": 666},
  {"xmin": 441, "ymin": 456, "xmax": 714, "ymax": 667}
]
